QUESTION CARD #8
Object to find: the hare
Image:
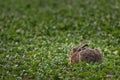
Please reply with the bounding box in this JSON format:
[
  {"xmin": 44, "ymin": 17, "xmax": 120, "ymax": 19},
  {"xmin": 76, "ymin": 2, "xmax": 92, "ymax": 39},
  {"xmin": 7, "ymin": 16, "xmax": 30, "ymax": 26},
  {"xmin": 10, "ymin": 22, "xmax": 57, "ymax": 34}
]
[{"xmin": 69, "ymin": 44, "xmax": 102, "ymax": 64}]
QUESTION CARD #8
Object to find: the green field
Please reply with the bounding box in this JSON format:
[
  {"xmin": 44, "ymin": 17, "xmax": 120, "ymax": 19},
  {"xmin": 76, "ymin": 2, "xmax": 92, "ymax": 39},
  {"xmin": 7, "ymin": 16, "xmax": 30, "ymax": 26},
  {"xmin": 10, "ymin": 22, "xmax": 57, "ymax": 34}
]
[{"xmin": 0, "ymin": 0, "xmax": 120, "ymax": 80}]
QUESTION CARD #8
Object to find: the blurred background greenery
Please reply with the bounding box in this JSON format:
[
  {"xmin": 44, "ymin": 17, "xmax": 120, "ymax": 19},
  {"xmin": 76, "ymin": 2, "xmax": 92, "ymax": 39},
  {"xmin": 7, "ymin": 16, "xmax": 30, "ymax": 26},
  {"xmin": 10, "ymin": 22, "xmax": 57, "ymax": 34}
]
[{"xmin": 0, "ymin": 0, "xmax": 120, "ymax": 79}]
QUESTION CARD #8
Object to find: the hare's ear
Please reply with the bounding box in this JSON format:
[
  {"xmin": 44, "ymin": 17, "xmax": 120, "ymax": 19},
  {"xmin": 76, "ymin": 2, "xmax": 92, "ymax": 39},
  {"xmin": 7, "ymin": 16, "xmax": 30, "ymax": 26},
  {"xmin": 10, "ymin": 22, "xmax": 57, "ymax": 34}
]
[
  {"xmin": 81, "ymin": 44, "xmax": 88, "ymax": 48},
  {"xmin": 77, "ymin": 44, "xmax": 88, "ymax": 51}
]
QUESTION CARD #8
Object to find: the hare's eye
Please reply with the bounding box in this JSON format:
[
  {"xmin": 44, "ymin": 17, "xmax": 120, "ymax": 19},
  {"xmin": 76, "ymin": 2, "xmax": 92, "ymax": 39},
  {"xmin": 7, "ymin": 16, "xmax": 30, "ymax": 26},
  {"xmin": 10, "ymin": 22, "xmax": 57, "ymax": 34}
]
[
  {"xmin": 78, "ymin": 48, "xmax": 81, "ymax": 51},
  {"xmin": 85, "ymin": 56, "xmax": 88, "ymax": 59}
]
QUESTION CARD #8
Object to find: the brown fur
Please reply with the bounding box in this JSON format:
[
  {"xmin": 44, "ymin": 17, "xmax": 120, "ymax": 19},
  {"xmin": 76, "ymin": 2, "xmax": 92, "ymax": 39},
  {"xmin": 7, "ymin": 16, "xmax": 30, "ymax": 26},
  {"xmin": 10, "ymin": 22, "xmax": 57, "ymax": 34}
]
[{"xmin": 69, "ymin": 44, "xmax": 102, "ymax": 64}]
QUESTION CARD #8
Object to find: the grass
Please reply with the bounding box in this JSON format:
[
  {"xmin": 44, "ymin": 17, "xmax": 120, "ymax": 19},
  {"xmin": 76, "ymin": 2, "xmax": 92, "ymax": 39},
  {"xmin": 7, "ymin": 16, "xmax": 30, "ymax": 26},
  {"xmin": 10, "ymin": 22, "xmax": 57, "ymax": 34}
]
[{"xmin": 0, "ymin": 0, "xmax": 120, "ymax": 80}]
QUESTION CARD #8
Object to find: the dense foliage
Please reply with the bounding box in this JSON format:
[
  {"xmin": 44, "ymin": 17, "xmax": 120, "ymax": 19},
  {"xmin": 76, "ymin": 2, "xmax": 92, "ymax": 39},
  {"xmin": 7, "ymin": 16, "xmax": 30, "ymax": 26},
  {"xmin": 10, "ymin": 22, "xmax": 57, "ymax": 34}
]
[{"xmin": 0, "ymin": 0, "xmax": 120, "ymax": 79}]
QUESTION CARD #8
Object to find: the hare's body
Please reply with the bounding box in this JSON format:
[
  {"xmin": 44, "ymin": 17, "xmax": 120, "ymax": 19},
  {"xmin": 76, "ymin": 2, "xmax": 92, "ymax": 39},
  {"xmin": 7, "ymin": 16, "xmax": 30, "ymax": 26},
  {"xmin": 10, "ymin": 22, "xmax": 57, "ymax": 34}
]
[{"xmin": 69, "ymin": 44, "xmax": 102, "ymax": 64}]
